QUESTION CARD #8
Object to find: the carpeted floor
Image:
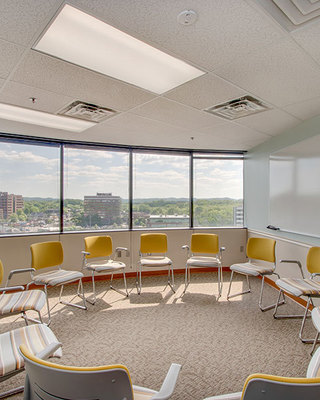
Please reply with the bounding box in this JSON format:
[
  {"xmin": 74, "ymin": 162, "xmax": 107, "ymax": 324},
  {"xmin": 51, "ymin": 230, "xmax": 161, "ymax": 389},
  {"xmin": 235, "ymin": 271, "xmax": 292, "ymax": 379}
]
[{"xmin": 1, "ymin": 271, "xmax": 317, "ymax": 400}]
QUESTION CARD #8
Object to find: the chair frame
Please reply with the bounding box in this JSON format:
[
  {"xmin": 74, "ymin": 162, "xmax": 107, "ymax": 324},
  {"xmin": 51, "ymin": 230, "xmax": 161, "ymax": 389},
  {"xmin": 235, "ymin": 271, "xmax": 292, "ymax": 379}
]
[
  {"xmin": 82, "ymin": 237, "xmax": 129, "ymax": 304},
  {"xmin": 273, "ymin": 259, "xmax": 320, "ymax": 344},
  {"xmin": 30, "ymin": 242, "xmax": 87, "ymax": 326},
  {"xmin": 227, "ymin": 238, "xmax": 284, "ymax": 312},
  {"xmin": 182, "ymin": 242, "xmax": 225, "ymax": 298},
  {"xmin": 136, "ymin": 234, "xmax": 175, "ymax": 295},
  {"xmin": 0, "ymin": 267, "xmax": 47, "ymax": 325}
]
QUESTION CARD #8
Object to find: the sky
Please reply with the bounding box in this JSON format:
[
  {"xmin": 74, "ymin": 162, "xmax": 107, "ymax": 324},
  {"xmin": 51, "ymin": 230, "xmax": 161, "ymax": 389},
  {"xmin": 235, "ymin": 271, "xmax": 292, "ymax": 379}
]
[{"xmin": 0, "ymin": 142, "xmax": 243, "ymax": 200}]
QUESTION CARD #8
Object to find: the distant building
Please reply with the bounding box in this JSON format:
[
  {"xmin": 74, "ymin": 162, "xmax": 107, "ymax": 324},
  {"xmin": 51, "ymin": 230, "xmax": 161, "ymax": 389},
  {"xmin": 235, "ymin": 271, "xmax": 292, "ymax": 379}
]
[
  {"xmin": 84, "ymin": 192, "xmax": 121, "ymax": 223},
  {"xmin": 147, "ymin": 214, "xmax": 189, "ymax": 228},
  {"xmin": 233, "ymin": 205, "xmax": 244, "ymax": 226},
  {"xmin": 0, "ymin": 192, "xmax": 24, "ymax": 219}
]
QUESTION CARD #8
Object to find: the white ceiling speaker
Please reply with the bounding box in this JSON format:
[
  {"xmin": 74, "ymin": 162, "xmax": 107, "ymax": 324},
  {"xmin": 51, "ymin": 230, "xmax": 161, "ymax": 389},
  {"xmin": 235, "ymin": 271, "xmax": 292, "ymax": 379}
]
[{"xmin": 177, "ymin": 10, "xmax": 198, "ymax": 25}]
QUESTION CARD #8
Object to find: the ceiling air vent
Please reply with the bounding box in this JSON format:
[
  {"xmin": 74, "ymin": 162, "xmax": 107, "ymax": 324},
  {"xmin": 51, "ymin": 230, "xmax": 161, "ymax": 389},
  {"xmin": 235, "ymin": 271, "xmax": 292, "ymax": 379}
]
[
  {"xmin": 58, "ymin": 101, "xmax": 117, "ymax": 122},
  {"xmin": 252, "ymin": 0, "xmax": 320, "ymax": 31},
  {"xmin": 204, "ymin": 96, "xmax": 269, "ymax": 120}
]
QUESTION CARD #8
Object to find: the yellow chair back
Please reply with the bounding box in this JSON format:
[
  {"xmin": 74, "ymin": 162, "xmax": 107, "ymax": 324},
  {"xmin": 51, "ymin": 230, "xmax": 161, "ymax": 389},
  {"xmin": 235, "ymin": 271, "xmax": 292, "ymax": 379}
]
[
  {"xmin": 84, "ymin": 236, "xmax": 113, "ymax": 259},
  {"xmin": 30, "ymin": 242, "xmax": 63, "ymax": 270},
  {"xmin": 191, "ymin": 233, "xmax": 219, "ymax": 254},
  {"xmin": 247, "ymin": 238, "xmax": 276, "ymax": 263},
  {"xmin": 0, "ymin": 260, "xmax": 3, "ymax": 284},
  {"xmin": 140, "ymin": 233, "xmax": 168, "ymax": 254},
  {"xmin": 307, "ymin": 247, "xmax": 320, "ymax": 274}
]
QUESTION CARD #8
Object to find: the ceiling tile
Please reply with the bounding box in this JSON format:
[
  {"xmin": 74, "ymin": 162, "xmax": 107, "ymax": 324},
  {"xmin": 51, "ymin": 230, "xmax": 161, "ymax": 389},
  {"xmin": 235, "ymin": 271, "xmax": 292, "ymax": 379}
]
[
  {"xmin": 0, "ymin": 39, "xmax": 25, "ymax": 79},
  {"xmin": 69, "ymin": 0, "xmax": 286, "ymax": 72},
  {"xmin": 283, "ymin": 96, "xmax": 320, "ymax": 119},
  {"xmin": 291, "ymin": 19, "xmax": 320, "ymax": 65},
  {"xmin": 236, "ymin": 109, "xmax": 301, "ymax": 136},
  {"xmin": 165, "ymin": 73, "xmax": 246, "ymax": 110},
  {"xmin": 213, "ymin": 38, "xmax": 320, "ymax": 107},
  {"xmin": 197, "ymin": 122, "xmax": 271, "ymax": 150},
  {"xmin": 0, "ymin": 81, "xmax": 75, "ymax": 113},
  {"xmin": 0, "ymin": 0, "xmax": 62, "ymax": 46},
  {"xmin": 130, "ymin": 98, "xmax": 224, "ymax": 130},
  {"xmin": 0, "ymin": 79, "xmax": 5, "ymax": 89},
  {"xmin": 12, "ymin": 51, "xmax": 156, "ymax": 112}
]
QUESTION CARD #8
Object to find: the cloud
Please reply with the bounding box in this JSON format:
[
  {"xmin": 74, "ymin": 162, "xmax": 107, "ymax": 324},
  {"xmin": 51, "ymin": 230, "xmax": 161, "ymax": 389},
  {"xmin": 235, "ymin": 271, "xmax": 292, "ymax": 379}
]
[{"xmin": 0, "ymin": 150, "xmax": 58, "ymax": 169}]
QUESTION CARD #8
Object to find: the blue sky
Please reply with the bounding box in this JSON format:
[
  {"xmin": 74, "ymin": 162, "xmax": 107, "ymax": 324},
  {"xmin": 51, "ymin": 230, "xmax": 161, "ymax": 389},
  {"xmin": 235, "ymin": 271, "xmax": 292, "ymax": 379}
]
[{"xmin": 0, "ymin": 142, "xmax": 243, "ymax": 199}]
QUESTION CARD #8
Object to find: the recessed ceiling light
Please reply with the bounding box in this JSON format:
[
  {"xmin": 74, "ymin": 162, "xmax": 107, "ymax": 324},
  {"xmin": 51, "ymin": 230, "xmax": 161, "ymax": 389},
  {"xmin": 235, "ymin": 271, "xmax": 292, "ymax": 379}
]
[
  {"xmin": 0, "ymin": 103, "xmax": 96, "ymax": 132},
  {"xmin": 33, "ymin": 4, "xmax": 205, "ymax": 94}
]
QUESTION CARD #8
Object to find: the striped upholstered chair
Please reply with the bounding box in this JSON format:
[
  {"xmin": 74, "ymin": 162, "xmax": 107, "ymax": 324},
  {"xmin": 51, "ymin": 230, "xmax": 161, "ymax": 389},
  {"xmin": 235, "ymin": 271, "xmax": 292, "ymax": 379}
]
[
  {"xmin": 30, "ymin": 241, "xmax": 87, "ymax": 325},
  {"xmin": 0, "ymin": 260, "xmax": 47, "ymax": 324},
  {"xmin": 203, "ymin": 346, "xmax": 320, "ymax": 400},
  {"xmin": 0, "ymin": 323, "xmax": 61, "ymax": 398},
  {"xmin": 20, "ymin": 345, "xmax": 181, "ymax": 400},
  {"xmin": 274, "ymin": 247, "xmax": 320, "ymax": 344}
]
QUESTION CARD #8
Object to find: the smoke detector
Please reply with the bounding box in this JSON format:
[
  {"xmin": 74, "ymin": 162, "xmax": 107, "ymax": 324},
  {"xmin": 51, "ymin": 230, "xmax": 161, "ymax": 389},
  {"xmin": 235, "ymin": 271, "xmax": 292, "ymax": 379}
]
[
  {"xmin": 204, "ymin": 96, "xmax": 269, "ymax": 120},
  {"xmin": 58, "ymin": 101, "xmax": 117, "ymax": 122},
  {"xmin": 177, "ymin": 10, "xmax": 198, "ymax": 25}
]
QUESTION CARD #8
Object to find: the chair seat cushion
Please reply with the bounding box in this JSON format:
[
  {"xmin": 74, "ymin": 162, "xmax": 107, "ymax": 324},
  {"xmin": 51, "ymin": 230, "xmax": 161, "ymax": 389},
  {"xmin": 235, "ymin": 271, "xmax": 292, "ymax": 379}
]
[
  {"xmin": 230, "ymin": 262, "xmax": 274, "ymax": 277},
  {"xmin": 276, "ymin": 278, "xmax": 320, "ymax": 297},
  {"xmin": 187, "ymin": 256, "xmax": 221, "ymax": 267},
  {"xmin": 140, "ymin": 256, "xmax": 172, "ymax": 267},
  {"xmin": 33, "ymin": 269, "xmax": 83, "ymax": 286},
  {"xmin": 0, "ymin": 290, "xmax": 46, "ymax": 315},
  {"xmin": 86, "ymin": 260, "xmax": 125, "ymax": 272},
  {"xmin": 0, "ymin": 324, "xmax": 62, "ymax": 377}
]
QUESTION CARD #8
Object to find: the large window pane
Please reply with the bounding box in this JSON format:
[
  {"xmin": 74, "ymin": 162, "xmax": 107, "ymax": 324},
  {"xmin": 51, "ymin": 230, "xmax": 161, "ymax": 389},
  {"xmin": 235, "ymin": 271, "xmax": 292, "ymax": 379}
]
[
  {"xmin": 0, "ymin": 140, "xmax": 60, "ymax": 234},
  {"xmin": 193, "ymin": 157, "xmax": 243, "ymax": 227},
  {"xmin": 133, "ymin": 152, "xmax": 189, "ymax": 228},
  {"xmin": 64, "ymin": 147, "xmax": 129, "ymax": 231}
]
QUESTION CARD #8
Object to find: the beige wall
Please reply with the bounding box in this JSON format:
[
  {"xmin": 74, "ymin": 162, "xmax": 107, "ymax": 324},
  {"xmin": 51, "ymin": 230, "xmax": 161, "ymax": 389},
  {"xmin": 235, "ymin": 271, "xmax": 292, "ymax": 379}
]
[{"xmin": 0, "ymin": 228, "xmax": 247, "ymax": 285}]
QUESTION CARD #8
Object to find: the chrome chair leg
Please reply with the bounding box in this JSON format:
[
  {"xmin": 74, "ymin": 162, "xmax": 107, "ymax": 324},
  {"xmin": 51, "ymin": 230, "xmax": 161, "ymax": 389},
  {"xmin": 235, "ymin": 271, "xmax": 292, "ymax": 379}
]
[
  {"xmin": 227, "ymin": 271, "xmax": 251, "ymax": 300},
  {"xmin": 136, "ymin": 265, "xmax": 142, "ymax": 295},
  {"xmin": 123, "ymin": 270, "xmax": 129, "ymax": 297},
  {"xmin": 85, "ymin": 272, "xmax": 97, "ymax": 305},
  {"xmin": 259, "ymin": 276, "xmax": 285, "ymax": 312},
  {"xmin": 167, "ymin": 265, "xmax": 175, "ymax": 293},
  {"xmin": 217, "ymin": 265, "xmax": 223, "ymax": 299},
  {"xmin": 59, "ymin": 281, "xmax": 87, "ymax": 310},
  {"xmin": 183, "ymin": 263, "xmax": 189, "ymax": 294}
]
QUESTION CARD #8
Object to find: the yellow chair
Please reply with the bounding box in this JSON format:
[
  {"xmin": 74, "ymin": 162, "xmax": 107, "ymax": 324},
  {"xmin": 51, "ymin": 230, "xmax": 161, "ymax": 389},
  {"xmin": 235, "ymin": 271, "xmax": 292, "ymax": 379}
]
[
  {"xmin": 20, "ymin": 344, "xmax": 181, "ymax": 400},
  {"xmin": 137, "ymin": 233, "xmax": 174, "ymax": 294},
  {"xmin": 82, "ymin": 236, "xmax": 129, "ymax": 304},
  {"xmin": 274, "ymin": 247, "xmax": 320, "ymax": 344},
  {"xmin": 0, "ymin": 260, "xmax": 47, "ymax": 325},
  {"xmin": 30, "ymin": 241, "xmax": 86, "ymax": 325},
  {"xmin": 227, "ymin": 237, "xmax": 282, "ymax": 311},
  {"xmin": 182, "ymin": 234, "xmax": 225, "ymax": 298},
  {"xmin": 0, "ymin": 324, "xmax": 61, "ymax": 398}
]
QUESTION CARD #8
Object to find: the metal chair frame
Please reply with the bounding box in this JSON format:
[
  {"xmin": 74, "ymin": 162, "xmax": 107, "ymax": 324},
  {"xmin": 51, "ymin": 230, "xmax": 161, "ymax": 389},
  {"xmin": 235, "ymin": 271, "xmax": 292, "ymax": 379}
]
[
  {"xmin": 0, "ymin": 267, "xmax": 47, "ymax": 325},
  {"xmin": 82, "ymin": 243, "xmax": 129, "ymax": 304},
  {"xmin": 30, "ymin": 242, "xmax": 87, "ymax": 326},
  {"xmin": 182, "ymin": 244, "xmax": 225, "ymax": 298},
  {"xmin": 273, "ymin": 259, "xmax": 320, "ymax": 344}
]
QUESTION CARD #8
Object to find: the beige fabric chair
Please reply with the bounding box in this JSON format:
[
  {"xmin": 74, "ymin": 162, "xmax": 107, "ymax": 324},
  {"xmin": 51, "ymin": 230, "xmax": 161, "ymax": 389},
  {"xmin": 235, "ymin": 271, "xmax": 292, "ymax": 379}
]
[
  {"xmin": 30, "ymin": 241, "xmax": 86, "ymax": 325},
  {"xmin": 0, "ymin": 324, "xmax": 61, "ymax": 399},
  {"xmin": 274, "ymin": 247, "xmax": 320, "ymax": 343},
  {"xmin": 203, "ymin": 346, "xmax": 320, "ymax": 400},
  {"xmin": 0, "ymin": 260, "xmax": 46, "ymax": 325},
  {"xmin": 182, "ymin": 234, "xmax": 225, "ymax": 298},
  {"xmin": 20, "ymin": 344, "xmax": 181, "ymax": 400},
  {"xmin": 137, "ymin": 233, "xmax": 174, "ymax": 295},
  {"xmin": 82, "ymin": 235, "xmax": 129, "ymax": 304},
  {"xmin": 227, "ymin": 238, "xmax": 282, "ymax": 311}
]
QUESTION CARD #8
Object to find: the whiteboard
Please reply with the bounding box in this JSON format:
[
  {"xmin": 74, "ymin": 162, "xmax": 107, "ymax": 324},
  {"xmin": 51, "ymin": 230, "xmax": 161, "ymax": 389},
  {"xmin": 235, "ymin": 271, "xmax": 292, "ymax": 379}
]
[{"xmin": 269, "ymin": 134, "xmax": 320, "ymax": 238}]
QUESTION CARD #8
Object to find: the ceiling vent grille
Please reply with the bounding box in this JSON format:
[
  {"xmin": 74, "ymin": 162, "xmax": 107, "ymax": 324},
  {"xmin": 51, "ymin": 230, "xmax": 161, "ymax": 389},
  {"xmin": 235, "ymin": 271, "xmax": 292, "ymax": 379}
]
[
  {"xmin": 58, "ymin": 101, "xmax": 117, "ymax": 122},
  {"xmin": 253, "ymin": 0, "xmax": 320, "ymax": 31},
  {"xmin": 204, "ymin": 96, "xmax": 269, "ymax": 120}
]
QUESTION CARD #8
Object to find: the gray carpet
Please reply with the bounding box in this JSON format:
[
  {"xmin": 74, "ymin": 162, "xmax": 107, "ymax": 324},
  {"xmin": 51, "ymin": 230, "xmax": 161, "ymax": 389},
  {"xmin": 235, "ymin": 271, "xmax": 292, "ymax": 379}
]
[{"xmin": 1, "ymin": 271, "xmax": 316, "ymax": 400}]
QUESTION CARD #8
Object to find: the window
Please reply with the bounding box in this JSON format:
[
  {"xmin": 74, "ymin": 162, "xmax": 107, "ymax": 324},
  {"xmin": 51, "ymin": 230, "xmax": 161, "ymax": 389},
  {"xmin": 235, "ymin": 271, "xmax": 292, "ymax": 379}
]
[
  {"xmin": 64, "ymin": 146, "xmax": 129, "ymax": 231},
  {"xmin": 133, "ymin": 152, "xmax": 190, "ymax": 228},
  {"xmin": 0, "ymin": 140, "xmax": 60, "ymax": 234},
  {"xmin": 193, "ymin": 155, "xmax": 243, "ymax": 227}
]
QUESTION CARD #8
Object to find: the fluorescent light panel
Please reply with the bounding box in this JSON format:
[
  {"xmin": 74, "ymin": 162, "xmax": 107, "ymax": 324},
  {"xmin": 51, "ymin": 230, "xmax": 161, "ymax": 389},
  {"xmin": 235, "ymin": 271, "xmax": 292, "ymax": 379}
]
[
  {"xmin": 0, "ymin": 103, "xmax": 95, "ymax": 132},
  {"xmin": 34, "ymin": 4, "xmax": 205, "ymax": 94}
]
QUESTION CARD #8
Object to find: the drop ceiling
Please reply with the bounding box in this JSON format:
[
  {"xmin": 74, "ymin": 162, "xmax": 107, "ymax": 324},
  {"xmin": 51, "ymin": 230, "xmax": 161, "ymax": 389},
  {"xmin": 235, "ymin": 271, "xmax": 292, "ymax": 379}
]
[{"xmin": 1, "ymin": 0, "xmax": 320, "ymax": 151}]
